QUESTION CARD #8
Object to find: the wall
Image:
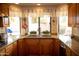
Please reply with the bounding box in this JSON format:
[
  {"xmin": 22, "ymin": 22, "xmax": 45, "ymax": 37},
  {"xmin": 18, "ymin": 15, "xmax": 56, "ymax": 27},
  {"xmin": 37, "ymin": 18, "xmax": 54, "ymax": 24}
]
[
  {"xmin": 21, "ymin": 5, "xmax": 57, "ymax": 35},
  {"xmin": 56, "ymin": 4, "xmax": 68, "ymax": 35},
  {"xmin": 0, "ymin": 3, "xmax": 69, "ymax": 36},
  {"xmin": 8, "ymin": 4, "xmax": 22, "ymax": 35},
  {"xmin": 10, "ymin": 4, "xmax": 68, "ymax": 35}
]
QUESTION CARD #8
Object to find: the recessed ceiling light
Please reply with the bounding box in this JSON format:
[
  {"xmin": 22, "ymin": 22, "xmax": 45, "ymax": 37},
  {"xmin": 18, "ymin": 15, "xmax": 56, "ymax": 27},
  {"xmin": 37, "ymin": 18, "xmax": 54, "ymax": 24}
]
[
  {"xmin": 15, "ymin": 3, "xmax": 19, "ymax": 4},
  {"xmin": 37, "ymin": 4, "xmax": 41, "ymax": 6}
]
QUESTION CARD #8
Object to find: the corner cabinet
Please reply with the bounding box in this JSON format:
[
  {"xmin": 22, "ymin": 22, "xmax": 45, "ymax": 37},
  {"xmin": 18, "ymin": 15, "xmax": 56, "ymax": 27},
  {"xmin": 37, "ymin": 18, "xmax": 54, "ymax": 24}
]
[
  {"xmin": 68, "ymin": 4, "xmax": 77, "ymax": 27},
  {"xmin": 76, "ymin": 4, "xmax": 79, "ymax": 27}
]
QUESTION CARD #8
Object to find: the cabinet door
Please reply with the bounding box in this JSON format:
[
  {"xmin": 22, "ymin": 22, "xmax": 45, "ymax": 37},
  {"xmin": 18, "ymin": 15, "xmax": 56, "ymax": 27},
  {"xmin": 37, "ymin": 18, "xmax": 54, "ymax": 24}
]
[
  {"xmin": 17, "ymin": 39, "xmax": 24, "ymax": 56},
  {"xmin": 68, "ymin": 4, "xmax": 77, "ymax": 27},
  {"xmin": 13, "ymin": 41, "xmax": 17, "ymax": 56},
  {"xmin": 40, "ymin": 39, "xmax": 53, "ymax": 56},
  {"xmin": 76, "ymin": 4, "xmax": 79, "ymax": 27},
  {"xmin": 70, "ymin": 50, "xmax": 78, "ymax": 56},
  {"xmin": 0, "ymin": 49, "xmax": 6, "ymax": 56},
  {"xmin": 6, "ymin": 44, "xmax": 13, "ymax": 56},
  {"xmin": 65, "ymin": 47, "xmax": 71, "ymax": 56},
  {"xmin": 54, "ymin": 39, "xmax": 60, "ymax": 56},
  {"xmin": 0, "ymin": 4, "xmax": 9, "ymax": 16},
  {"xmin": 25, "ymin": 39, "xmax": 40, "ymax": 56},
  {"xmin": 0, "ymin": 17, "xmax": 3, "ymax": 27}
]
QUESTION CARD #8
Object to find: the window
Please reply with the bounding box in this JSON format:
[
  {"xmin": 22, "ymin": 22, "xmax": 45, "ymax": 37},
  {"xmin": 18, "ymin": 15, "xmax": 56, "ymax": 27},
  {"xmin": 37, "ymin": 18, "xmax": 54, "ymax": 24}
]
[
  {"xmin": 28, "ymin": 14, "xmax": 50, "ymax": 35},
  {"xmin": 40, "ymin": 15, "xmax": 50, "ymax": 35},
  {"xmin": 7, "ymin": 16, "xmax": 20, "ymax": 35},
  {"xmin": 28, "ymin": 15, "xmax": 39, "ymax": 35}
]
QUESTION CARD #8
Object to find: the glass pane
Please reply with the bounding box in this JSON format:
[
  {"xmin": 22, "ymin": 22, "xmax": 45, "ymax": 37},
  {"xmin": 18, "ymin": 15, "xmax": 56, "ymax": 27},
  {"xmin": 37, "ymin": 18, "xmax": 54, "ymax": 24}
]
[
  {"xmin": 40, "ymin": 15, "xmax": 50, "ymax": 35},
  {"xmin": 59, "ymin": 16, "xmax": 68, "ymax": 35},
  {"xmin": 7, "ymin": 16, "xmax": 20, "ymax": 35},
  {"xmin": 28, "ymin": 15, "xmax": 39, "ymax": 35}
]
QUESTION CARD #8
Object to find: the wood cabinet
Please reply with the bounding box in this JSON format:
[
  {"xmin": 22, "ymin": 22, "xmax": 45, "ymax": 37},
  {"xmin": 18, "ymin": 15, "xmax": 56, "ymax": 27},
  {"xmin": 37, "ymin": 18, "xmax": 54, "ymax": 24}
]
[
  {"xmin": 54, "ymin": 39, "xmax": 60, "ymax": 56},
  {"xmin": 40, "ymin": 39, "xmax": 53, "ymax": 56},
  {"xmin": 0, "ymin": 4, "xmax": 9, "ymax": 16},
  {"xmin": 65, "ymin": 46, "xmax": 71, "ymax": 56},
  {"xmin": 76, "ymin": 4, "xmax": 79, "ymax": 27},
  {"xmin": 17, "ymin": 39, "xmax": 24, "ymax": 56},
  {"xmin": 70, "ymin": 51, "xmax": 77, "ymax": 56},
  {"xmin": 13, "ymin": 41, "xmax": 18, "ymax": 56},
  {"xmin": 0, "ymin": 17, "xmax": 3, "ymax": 27},
  {"xmin": 68, "ymin": 4, "xmax": 77, "ymax": 27},
  {"xmin": 6, "ymin": 44, "xmax": 13, "ymax": 56},
  {"xmin": 66, "ymin": 47, "xmax": 78, "ymax": 56},
  {"xmin": 17, "ymin": 38, "xmax": 60, "ymax": 56},
  {"xmin": 0, "ymin": 4, "xmax": 9, "ymax": 27},
  {"xmin": 60, "ymin": 42, "xmax": 77, "ymax": 56},
  {"xmin": 0, "ymin": 39, "xmax": 69, "ymax": 56},
  {"xmin": 24, "ymin": 38, "xmax": 40, "ymax": 56},
  {"xmin": 0, "ymin": 48, "xmax": 6, "ymax": 56}
]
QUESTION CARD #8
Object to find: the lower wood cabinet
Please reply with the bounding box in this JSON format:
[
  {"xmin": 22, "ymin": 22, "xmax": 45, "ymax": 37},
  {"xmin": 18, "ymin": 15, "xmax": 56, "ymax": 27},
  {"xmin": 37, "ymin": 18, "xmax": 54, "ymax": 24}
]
[
  {"xmin": 17, "ymin": 39, "xmax": 24, "ymax": 56},
  {"xmin": 40, "ymin": 39, "xmax": 53, "ymax": 56},
  {"xmin": 54, "ymin": 39, "xmax": 60, "ymax": 56},
  {"xmin": 6, "ymin": 44, "xmax": 13, "ymax": 56},
  {"xmin": 24, "ymin": 39, "xmax": 40, "ymax": 56},
  {"xmin": 70, "ymin": 51, "xmax": 77, "ymax": 56},
  {"xmin": 5, "ymin": 41, "xmax": 17, "ymax": 56},
  {"xmin": 61, "ymin": 42, "xmax": 77, "ymax": 56},
  {"xmin": 13, "ymin": 41, "xmax": 18, "ymax": 56},
  {"xmin": 17, "ymin": 38, "xmax": 60, "ymax": 56},
  {"xmin": 65, "ymin": 46, "xmax": 71, "ymax": 56},
  {"xmin": 0, "ymin": 49, "xmax": 6, "ymax": 56}
]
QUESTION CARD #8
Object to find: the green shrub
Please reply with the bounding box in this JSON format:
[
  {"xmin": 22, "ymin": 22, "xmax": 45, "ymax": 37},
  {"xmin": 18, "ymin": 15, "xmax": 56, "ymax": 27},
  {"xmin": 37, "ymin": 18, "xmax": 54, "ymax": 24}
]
[
  {"xmin": 42, "ymin": 30, "xmax": 50, "ymax": 34},
  {"xmin": 30, "ymin": 31, "xmax": 37, "ymax": 34}
]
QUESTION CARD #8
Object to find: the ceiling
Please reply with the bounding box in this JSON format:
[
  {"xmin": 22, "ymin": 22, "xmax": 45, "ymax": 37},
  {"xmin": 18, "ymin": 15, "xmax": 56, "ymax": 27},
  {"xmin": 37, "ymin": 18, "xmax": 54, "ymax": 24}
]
[{"xmin": 18, "ymin": 3, "xmax": 66, "ymax": 6}]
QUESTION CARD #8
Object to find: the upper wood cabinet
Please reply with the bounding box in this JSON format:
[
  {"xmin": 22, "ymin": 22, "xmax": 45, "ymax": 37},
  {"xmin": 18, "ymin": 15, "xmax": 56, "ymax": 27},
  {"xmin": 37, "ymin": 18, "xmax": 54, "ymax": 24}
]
[
  {"xmin": 0, "ymin": 17, "xmax": 3, "ymax": 27},
  {"xmin": 0, "ymin": 4, "xmax": 9, "ymax": 16},
  {"xmin": 0, "ymin": 4, "xmax": 9, "ymax": 27},
  {"xmin": 76, "ymin": 4, "xmax": 79, "ymax": 27},
  {"xmin": 0, "ymin": 16, "xmax": 9, "ymax": 27},
  {"xmin": 68, "ymin": 4, "xmax": 77, "ymax": 27}
]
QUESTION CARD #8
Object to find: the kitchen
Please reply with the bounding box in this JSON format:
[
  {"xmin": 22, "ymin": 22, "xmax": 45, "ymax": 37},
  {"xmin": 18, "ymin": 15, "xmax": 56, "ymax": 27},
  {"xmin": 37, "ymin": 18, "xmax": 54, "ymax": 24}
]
[{"xmin": 0, "ymin": 3, "xmax": 79, "ymax": 56}]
